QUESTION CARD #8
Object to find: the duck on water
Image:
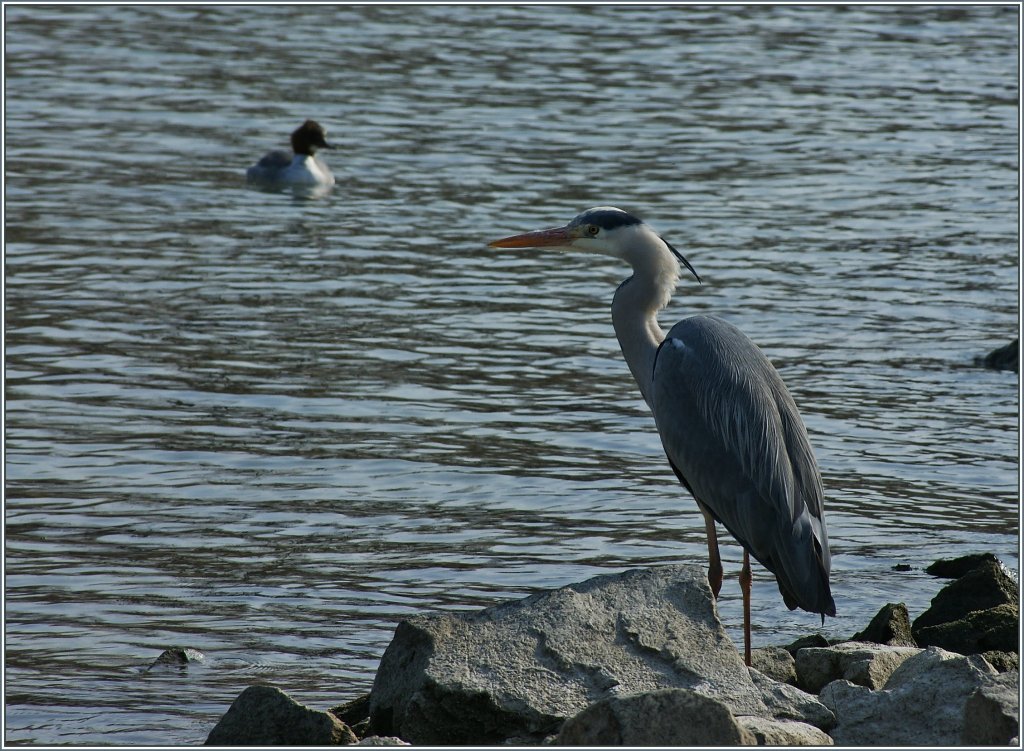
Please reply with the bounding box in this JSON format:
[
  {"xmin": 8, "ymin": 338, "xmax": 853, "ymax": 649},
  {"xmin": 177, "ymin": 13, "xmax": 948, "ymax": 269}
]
[{"xmin": 246, "ymin": 120, "xmax": 336, "ymax": 190}]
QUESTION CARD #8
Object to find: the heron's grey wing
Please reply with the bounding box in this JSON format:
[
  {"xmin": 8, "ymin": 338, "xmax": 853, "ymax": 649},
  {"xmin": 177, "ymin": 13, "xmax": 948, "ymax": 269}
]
[{"xmin": 651, "ymin": 314, "xmax": 835, "ymax": 616}]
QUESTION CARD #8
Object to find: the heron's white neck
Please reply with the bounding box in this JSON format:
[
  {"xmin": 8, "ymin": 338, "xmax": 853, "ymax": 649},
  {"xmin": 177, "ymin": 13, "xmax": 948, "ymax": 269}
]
[{"xmin": 610, "ymin": 235, "xmax": 680, "ymax": 408}]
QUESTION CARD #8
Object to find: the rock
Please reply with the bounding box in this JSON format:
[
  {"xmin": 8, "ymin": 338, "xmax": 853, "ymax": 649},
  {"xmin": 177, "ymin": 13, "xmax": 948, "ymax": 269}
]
[
  {"xmin": 736, "ymin": 716, "xmax": 834, "ymax": 745},
  {"xmin": 206, "ymin": 685, "xmax": 358, "ymax": 746},
  {"xmin": 751, "ymin": 646, "xmax": 797, "ymax": 685},
  {"xmin": 914, "ymin": 602, "xmax": 1019, "ymax": 655},
  {"xmin": 748, "ymin": 668, "xmax": 835, "ymax": 730},
  {"xmin": 784, "ymin": 633, "xmax": 829, "ymax": 655},
  {"xmin": 331, "ymin": 695, "xmax": 370, "ymax": 739},
  {"xmin": 851, "ymin": 602, "xmax": 916, "ymax": 647},
  {"xmin": 912, "ymin": 557, "xmax": 1018, "ymax": 634},
  {"xmin": 556, "ymin": 688, "xmax": 755, "ymax": 746},
  {"xmin": 147, "ymin": 647, "xmax": 204, "ymax": 671},
  {"xmin": 961, "ymin": 670, "xmax": 1020, "ymax": 745},
  {"xmin": 355, "ymin": 737, "xmax": 409, "ymax": 746},
  {"xmin": 926, "ymin": 553, "xmax": 999, "ymax": 579},
  {"xmin": 819, "ymin": 647, "xmax": 998, "ymax": 745},
  {"xmin": 978, "ymin": 338, "xmax": 1018, "ymax": 372},
  {"xmin": 983, "ymin": 650, "xmax": 1019, "ymax": 672},
  {"xmin": 794, "ymin": 641, "xmax": 921, "ymax": 693},
  {"xmin": 368, "ymin": 565, "xmax": 768, "ymax": 744}
]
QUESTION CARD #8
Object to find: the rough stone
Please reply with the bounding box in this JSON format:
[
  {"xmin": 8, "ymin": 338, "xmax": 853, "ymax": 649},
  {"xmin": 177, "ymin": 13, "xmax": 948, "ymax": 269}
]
[
  {"xmin": 206, "ymin": 685, "xmax": 358, "ymax": 746},
  {"xmin": 819, "ymin": 646, "xmax": 999, "ymax": 745},
  {"xmin": 750, "ymin": 646, "xmax": 797, "ymax": 685},
  {"xmin": 983, "ymin": 650, "xmax": 1020, "ymax": 673},
  {"xmin": 368, "ymin": 565, "xmax": 768, "ymax": 745},
  {"xmin": 147, "ymin": 647, "xmax": 205, "ymax": 671},
  {"xmin": 961, "ymin": 670, "xmax": 1020, "ymax": 745},
  {"xmin": 784, "ymin": 633, "xmax": 829, "ymax": 656},
  {"xmin": 912, "ymin": 557, "xmax": 1018, "ymax": 637},
  {"xmin": 355, "ymin": 737, "xmax": 409, "ymax": 746},
  {"xmin": 851, "ymin": 602, "xmax": 916, "ymax": 647},
  {"xmin": 926, "ymin": 552, "xmax": 1000, "ymax": 579},
  {"xmin": 794, "ymin": 641, "xmax": 921, "ymax": 694},
  {"xmin": 331, "ymin": 694, "xmax": 370, "ymax": 739},
  {"xmin": 748, "ymin": 668, "xmax": 835, "ymax": 730},
  {"xmin": 737, "ymin": 716, "xmax": 834, "ymax": 746},
  {"xmin": 556, "ymin": 688, "xmax": 755, "ymax": 746},
  {"xmin": 914, "ymin": 602, "xmax": 1019, "ymax": 655}
]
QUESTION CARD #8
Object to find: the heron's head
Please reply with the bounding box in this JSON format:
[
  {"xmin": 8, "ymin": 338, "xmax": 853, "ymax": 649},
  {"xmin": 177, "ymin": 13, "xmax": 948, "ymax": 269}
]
[{"xmin": 488, "ymin": 206, "xmax": 700, "ymax": 283}]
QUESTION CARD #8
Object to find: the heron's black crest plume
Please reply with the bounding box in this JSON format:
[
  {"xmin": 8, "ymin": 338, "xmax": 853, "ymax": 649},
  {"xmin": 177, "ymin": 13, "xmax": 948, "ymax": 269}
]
[
  {"xmin": 662, "ymin": 236, "xmax": 702, "ymax": 285},
  {"xmin": 573, "ymin": 207, "xmax": 643, "ymax": 231}
]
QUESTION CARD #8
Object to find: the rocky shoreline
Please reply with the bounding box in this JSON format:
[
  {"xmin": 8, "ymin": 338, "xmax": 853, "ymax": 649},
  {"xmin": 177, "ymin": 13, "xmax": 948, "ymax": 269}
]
[{"xmin": 205, "ymin": 553, "xmax": 1018, "ymax": 746}]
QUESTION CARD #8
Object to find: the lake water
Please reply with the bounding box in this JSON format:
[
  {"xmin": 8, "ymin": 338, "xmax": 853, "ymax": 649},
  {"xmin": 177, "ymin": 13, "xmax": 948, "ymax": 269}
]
[{"xmin": 4, "ymin": 4, "xmax": 1019, "ymax": 745}]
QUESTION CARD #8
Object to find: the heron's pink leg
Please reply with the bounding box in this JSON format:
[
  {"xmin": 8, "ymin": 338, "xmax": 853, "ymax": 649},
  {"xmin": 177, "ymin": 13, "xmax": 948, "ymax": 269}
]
[
  {"xmin": 700, "ymin": 506, "xmax": 723, "ymax": 598},
  {"xmin": 739, "ymin": 549, "xmax": 753, "ymax": 667}
]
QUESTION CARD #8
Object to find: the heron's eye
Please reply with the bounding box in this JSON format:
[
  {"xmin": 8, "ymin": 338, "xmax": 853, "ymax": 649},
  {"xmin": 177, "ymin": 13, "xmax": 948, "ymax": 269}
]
[{"xmin": 585, "ymin": 225, "xmax": 600, "ymax": 236}]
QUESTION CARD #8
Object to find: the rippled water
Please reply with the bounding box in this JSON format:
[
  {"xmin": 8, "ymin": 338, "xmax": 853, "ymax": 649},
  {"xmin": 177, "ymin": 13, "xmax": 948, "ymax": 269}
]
[{"xmin": 4, "ymin": 5, "xmax": 1019, "ymax": 745}]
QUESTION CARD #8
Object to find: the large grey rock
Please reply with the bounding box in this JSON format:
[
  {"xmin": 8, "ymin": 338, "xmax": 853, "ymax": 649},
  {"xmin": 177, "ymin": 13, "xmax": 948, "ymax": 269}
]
[
  {"xmin": 819, "ymin": 647, "xmax": 999, "ymax": 745},
  {"xmin": 748, "ymin": 668, "xmax": 835, "ymax": 730},
  {"xmin": 368, "ymin": 565, "xmax": 768, "ymax": 744},
  {"xmin": 556, "ymin": 688, "xmax": 755, "ymax": 746},
  {"xmin": 961, "ymin": 670, "xmax": 1020, "ymax": 745},
  {"xmin": 206, "ymin": 685, "xmax": 358, "ymax": 746},
  {"xmin": 795, "ymin": 641, "xmax": 921, "ymax": 693},
  {"xmin": 914, "ymin": 602, "xmax": 1019, "ymax": 655},
  {"xmin": 736, "ymin": 716, "xmax": 833, "ymax": 746}
]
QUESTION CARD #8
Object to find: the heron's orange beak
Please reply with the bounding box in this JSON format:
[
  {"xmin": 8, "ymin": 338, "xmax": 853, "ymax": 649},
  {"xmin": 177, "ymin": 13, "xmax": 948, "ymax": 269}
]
[{"xmin": 487, "ymin": 226, "xmax": 574, "ymax": 249}]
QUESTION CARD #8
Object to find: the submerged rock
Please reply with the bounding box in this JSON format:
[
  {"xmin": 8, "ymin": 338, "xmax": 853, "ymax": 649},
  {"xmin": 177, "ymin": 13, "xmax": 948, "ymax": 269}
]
[
  {"xmin": 147, "ymin": 647, "xmax": 205, "ymax": 671},
  {"xmin": 206, "ymin": 685, "xmax": 358, "ymax": 746},
  {"xmin": 977, "ymin": 338, "xmax": 1018, "ymax": 372},
  {"xmin": 368, "ymin": 565, "xmax": 767, "ymax": 744}
]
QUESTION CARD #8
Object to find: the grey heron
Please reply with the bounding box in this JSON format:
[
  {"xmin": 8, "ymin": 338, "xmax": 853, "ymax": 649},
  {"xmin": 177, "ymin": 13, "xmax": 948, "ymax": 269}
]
[{"xmin": 488, "ymin": 206, "xmax": 836, "ymax": 665}]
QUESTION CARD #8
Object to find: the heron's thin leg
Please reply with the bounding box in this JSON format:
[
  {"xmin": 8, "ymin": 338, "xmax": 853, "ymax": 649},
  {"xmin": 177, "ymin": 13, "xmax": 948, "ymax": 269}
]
[
  {"xmin": 699, "ymin": 504, "xmax": 723, "ymax": 598},
  {"xmin": 739, "ymin": 549, "xmax": 752, "ymax": 667}
]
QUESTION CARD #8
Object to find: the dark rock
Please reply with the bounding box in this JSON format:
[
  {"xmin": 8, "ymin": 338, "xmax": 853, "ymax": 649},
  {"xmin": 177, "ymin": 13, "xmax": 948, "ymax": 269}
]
[
  {"xmin": 983, "ymin": 650, "xmax": 1020, "ymax": 673},
  {"xmin": 206, "ymin": 685, "xmax": 358, "ymax": 746},
  {"xmin": 978, "ymin": 338, "xmax": 1018, "ymax": 372},
  {"xmin": 819, "ymin": 647, "xmax": 998, "ymax": 745},
  {"xmin": 368, "ymin": 565, "xmax": 769, "ymax": 745},
  {"xmin": 914, "ymin": 602, "xmax": 1019, "ymax": 655},
  {"xmin": 556, "ymin": 688, "xmax": 755, "ymax": 746},
  {"xmin": 926, "ymin": 552, "xmax": 999, "ymax": 579},
  {"xmin": 147, "ymin": 647, "xmax": 204, "ymax": 671},
  {"xmin": 750, "ymin": 646, "xmax": 797, "ymax": 685},
  {"xmin": 913, "ymin": 557, "xmax": 1018, "ymax": 633},
  {"xmin": 961, "ymin": 670, "xmax": 1020, "ymax": 745},
  {"xmin": 331, "ymin": 694, "xmax": 370, "ymax": 739},
  {"xmin": 892, "ymin": 563, "xmax": 912, "ymax": 572},
  {"xmin": 851, "ymin": 602, "xmax": 917, "ymax": 647},
  {"xmin": 784, "ymin": 633, "xmax": 830, "ymax": 656}
]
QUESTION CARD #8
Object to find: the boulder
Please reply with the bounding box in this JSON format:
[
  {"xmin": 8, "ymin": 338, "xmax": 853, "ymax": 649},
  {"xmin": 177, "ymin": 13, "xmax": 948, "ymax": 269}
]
[
  {"xmin": 736, "ymin": 716, "xmax": 833, "ymax": 745},
  {"xmin": 331, "ymin": 694, "xmax": 371, "ymax": 739},
  {"xmin": 747, "ymin": 668, "xmax": 835, "ymax": 730},
  {"xmin": 978, "ymin": 338, "xmax": 1018, "ymax": 372},
  {"xmin": 851, "ymin": 602, "xmax": 916, "ymax": 647},
  {"xmin": 912, "ymin": 557, "xmax": 1018, "ymax": 634},
  {"xmin": 368, "ymin": 565, "xmax": 768, "ymax": 744},
  {"xmin": 926, "ymin": 553, "xmax": 1000, "ymax": 579},
  {"xmin": 750, "ymin": 646, "xmax": 797, "ymax": 685},
  {"xmin": 819, "ymin": 646, "xmax": 999, "ymax": 745},
  {"xmin": 355, "ymin": 738, "xmax": 409, "ymax": 746},
  {"xmin": 794, "ymin": 641, "xmax": 921, "ymax": 693},
  {"xmin": 961, "ymin": 670, "xmax": 1020, "ymax": 745},
  {"xmin": 206, "ymin": 685, "xmax": 358, "ymax": 746},
  {"xmin": 556, "ymin": 688, "xmax": 755, "ymax": 746},
  {"xmin": 914, "ymin": 602, "xmax": 1019, "ymax": 655}
]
